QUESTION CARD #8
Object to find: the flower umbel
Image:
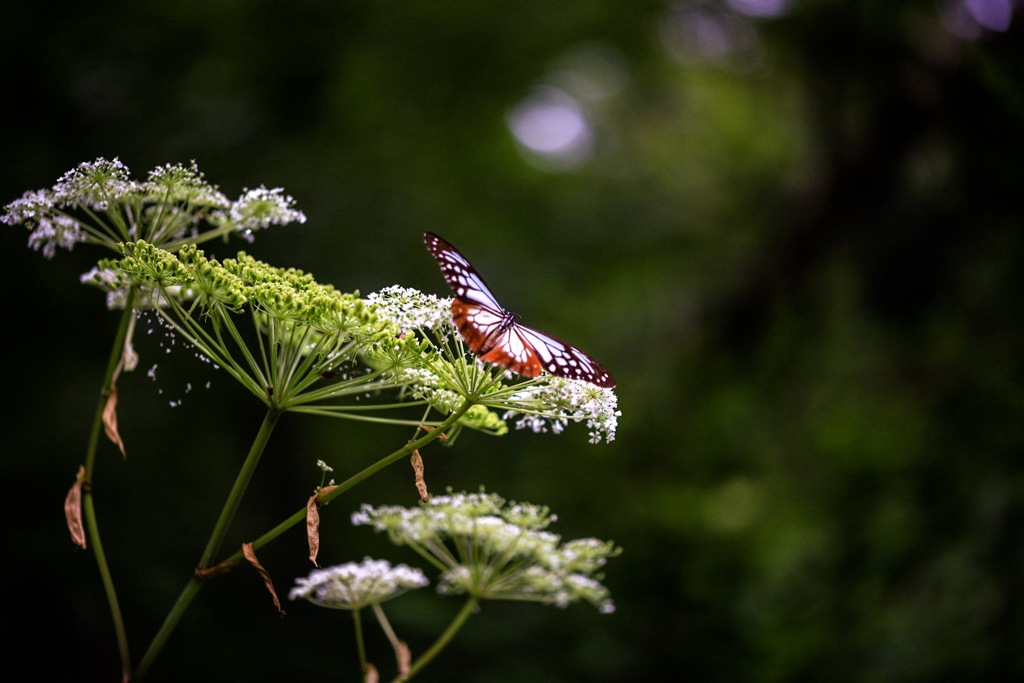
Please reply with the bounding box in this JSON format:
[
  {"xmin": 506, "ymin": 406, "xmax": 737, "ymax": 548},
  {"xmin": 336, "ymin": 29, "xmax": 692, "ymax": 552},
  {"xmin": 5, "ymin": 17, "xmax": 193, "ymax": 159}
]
[
  {"xmin": 290, "ymin": 558, "xmax": 429, "ymax": 610},
  {"xmin": 352, "ymin": 491, "xmax": 620, "ymax": 613},
  {"xmin": 228, "ymin": 186, "xmax": 307, "ymax": 239},
  {"xmin": 3, "ymin": 157, "xmax": 305, "ymax": 260},
  {"xmin": 498, "ymin": 377, "xmax": 621, "ymax": 444}
]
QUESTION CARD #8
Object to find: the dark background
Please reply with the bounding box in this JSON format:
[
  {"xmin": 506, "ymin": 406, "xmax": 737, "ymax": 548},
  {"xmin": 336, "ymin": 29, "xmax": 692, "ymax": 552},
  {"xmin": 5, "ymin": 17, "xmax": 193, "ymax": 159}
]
[{"xmin": 4, "ymin": 1, "xmax": 1024, "ymax": 681}]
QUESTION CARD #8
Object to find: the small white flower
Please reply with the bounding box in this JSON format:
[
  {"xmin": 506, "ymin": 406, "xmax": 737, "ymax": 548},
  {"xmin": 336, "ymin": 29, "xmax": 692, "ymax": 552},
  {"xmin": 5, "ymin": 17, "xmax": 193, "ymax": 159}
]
[
  {"xmin": 52, "ymin": 157, "xmax": 134, "ymax": 209},
  {"xmin": 366, "ymin": 285, "xmax": 454, "ymax": 333},
  {"xmin": 229, "ymin": 186, "xmax": 306, "ymax": 235},
  {"xmin": 499, "ymin": 377, "xmax": 620, "ymax": 443},
  {"xmin": 27, "ymin": 214, "xmax": 85, "ymax": 259},
  {"xmin": 290, "ymin": 557, "xmax": 428, "ymax": 610}
]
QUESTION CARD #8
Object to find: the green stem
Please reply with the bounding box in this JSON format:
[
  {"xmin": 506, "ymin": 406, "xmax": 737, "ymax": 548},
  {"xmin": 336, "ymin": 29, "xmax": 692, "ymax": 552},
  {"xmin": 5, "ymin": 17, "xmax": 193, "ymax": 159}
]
[
  {"xmin": 135, "ymin": 400, "xmax": 472, "ymax": 680},
  {"xmin": 80, "ymin": 294, "xmax": 139, "ymax": 682},
  {"xmin": 135, "ymin": 407, "xmax": 283, "ymax": 679},
  {"xmin": 83, "ymin": 488, "xmax": 133, "ymax": 682},
  {"xmin": 214, "ymin": 399, "xmax": 474, "ymax": 566},
  {"xmin": 371, "ymin": 603, "xmax": 407, "ymax": 676},
  {"xmin": 198, "ymin": 408, "xmax": 283, "ymax": 568},
  {"xmin": 397, "ymin": 596, "xmax": 479, "ymax": 682},
  {"xmin": 353, "ymin": 608, "xmax": 368, "ymax": 674},
  {"xmin": 132, "ymin": 576, "xmax": 202, "ymax": 681}
]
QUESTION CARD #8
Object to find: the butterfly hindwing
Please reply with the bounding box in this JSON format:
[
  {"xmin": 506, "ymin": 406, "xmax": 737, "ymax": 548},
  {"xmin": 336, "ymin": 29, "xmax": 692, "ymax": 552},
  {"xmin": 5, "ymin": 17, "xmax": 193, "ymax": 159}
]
[
  {"xmin": 477, "ymin": 323, "xmax": 545, "ymax": 378},
  {"xmin": 451, "ymin": 298, "xmax": 508, "ymax": 355},
  {"xmin": 516, "ymin": 324, "xmax": 615, "ymax": 387},
  {"xmin": 424, "ymin": 232, "xmax": 616, "ymax": 388}
]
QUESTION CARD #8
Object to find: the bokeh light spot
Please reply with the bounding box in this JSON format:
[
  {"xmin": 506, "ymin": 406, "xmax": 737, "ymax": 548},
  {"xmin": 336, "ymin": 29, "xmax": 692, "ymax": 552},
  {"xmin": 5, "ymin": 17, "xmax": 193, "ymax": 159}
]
[{"xmin": 507, "ymin": 86, "xmax": 593, "ymax": 170}]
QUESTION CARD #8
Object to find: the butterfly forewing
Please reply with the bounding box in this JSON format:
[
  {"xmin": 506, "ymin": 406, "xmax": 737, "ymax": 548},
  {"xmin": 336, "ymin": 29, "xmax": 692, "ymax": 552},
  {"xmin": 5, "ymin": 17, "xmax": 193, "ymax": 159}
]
[
  {"xmin": 424, "ymin": 233, "xmax": 504, "ymax": 312},
  {"xmin": 424, "ymin": 232, "xmax": 616, "ymax": 388}
]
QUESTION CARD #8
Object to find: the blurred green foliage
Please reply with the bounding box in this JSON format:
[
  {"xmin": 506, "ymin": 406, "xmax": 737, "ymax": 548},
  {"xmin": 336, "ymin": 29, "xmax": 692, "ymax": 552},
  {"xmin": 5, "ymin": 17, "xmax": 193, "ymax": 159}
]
[{"xmin": 4, "ymin": 0, "xmax": 1024, "ymax": 681}]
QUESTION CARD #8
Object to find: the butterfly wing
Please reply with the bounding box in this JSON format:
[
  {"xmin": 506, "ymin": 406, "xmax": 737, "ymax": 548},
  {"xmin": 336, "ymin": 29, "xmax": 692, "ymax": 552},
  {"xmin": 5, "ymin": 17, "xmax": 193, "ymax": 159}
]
[
  {"xmin": 450, "ymin": 298, "xmax": 511, "ymax": 356},
  {"xmin": 514, "ymin": 323, "xmax": 616, "ymax": 387},
  {"xmin": 474, "ymin": 321, "xmax": 545, "ymax": 378},
  {"xmin": 424, "ymin": 232, "xmax": 504, "ymax": 312},
  {"xmin": 425, "ymin": 232, "xmax": 510, "ymax": 354},
  {"xmin": 424, "ymin": 232, "xmax": 616, "ymax": 388}
]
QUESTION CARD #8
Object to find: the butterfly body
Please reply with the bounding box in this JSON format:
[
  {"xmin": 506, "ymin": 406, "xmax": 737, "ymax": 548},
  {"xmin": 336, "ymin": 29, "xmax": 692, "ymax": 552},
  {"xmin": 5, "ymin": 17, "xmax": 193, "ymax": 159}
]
[{"xmin": 424, "ymin": 232, "xmax": 615, "ymax": 388}]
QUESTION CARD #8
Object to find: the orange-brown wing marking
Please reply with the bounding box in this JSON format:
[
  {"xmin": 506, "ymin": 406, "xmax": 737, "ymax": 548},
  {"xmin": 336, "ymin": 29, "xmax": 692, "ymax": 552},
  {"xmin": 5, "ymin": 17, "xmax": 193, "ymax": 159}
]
[{"xmin": 478, "ymin": 326, "xmax": 544, "ymax": 378}]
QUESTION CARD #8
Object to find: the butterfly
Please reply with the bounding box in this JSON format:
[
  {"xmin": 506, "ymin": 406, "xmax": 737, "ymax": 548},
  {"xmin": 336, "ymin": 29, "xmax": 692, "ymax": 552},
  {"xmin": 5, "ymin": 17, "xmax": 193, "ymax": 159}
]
[{"xmin": 424, "ymin": 232, "xmax": 615, "ymax": 388}]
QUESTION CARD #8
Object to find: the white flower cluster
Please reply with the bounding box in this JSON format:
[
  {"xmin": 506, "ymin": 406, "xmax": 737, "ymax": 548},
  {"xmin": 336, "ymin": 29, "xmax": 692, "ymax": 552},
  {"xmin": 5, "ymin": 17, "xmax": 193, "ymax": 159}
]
[
  {"xmin": 394, "ymin": 366, "xmax": 465, "ymax": 414},
  {"xmin": 228, "ymin": 186, "xmax": 306, "ymax": 236},
  {"xmin": 25, "ymin": 211, "xmax": 85, "ymax": 258},
  {"xmin": 52, "ymin": 157, "xmax": 134, "ymax": 209},
  {"xmin": 290, "ymin": 557, "xmax": 428, "ymax": 610},
  {"xmin": 365, "ymin": 285, "xmax": 454, "ymax": 333},
  {"xmin": 501, "ymin": 377, "xmax": 620, "ymax": 443},
  {"xmin": 3, "ymin": 158, "xmax": 306, "ymax": 258},
  {"xmin": 351, "ymin": 491, "xmax": 619, "ymax": 613},
  {"xmin": 145, "ymin": 161, "xmax": 230, "ymax": 209}
]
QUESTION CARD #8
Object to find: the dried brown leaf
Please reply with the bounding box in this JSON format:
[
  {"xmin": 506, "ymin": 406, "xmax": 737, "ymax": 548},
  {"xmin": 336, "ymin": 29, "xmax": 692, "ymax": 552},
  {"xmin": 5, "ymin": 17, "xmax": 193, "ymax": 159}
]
[
  {"xmin": 306, "ymin": 492, "xmax": 321, "ymax": 567},
  {"xmin": 121, "ymin": 338, "xmax": 138, "ymax": 372},
  {"xmin": 194, "ymin": 560, "xmax": 239, "ymax": 580},
  {"xmin": 396, "ymin": 640, "xmax": 411, "ymax": 676},
  {"xmin": 102, "ymin": 385, "xmax": 126, "ymax": 459},
  {"xmin": 411, "ymin": 449, "xmax": 429, "ymax": 503},
  {"xmin": 64, "ymin": 465, "xmax": 88, "ymax": 549},
  {"xmin": 242, "ymin": 542, "xmax": 284, "ymax": 615},
  {"xmin": 307, "ymin": 485, "xmax": 339, "ymax": 566}
]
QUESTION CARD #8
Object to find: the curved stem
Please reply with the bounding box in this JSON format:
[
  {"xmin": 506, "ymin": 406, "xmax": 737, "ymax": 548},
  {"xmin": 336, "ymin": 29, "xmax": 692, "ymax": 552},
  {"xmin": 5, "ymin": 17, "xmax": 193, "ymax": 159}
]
[
  {"xmin": 81, "ymin": 294, "xmax": 139, "ymax": 682},
  {"xmin": 398, "ymin": 596, "xmax": 479, "ymax": 682},
  {"xmin": 83, "ymin": 486, "xmax": 133, "ymax": 682}
]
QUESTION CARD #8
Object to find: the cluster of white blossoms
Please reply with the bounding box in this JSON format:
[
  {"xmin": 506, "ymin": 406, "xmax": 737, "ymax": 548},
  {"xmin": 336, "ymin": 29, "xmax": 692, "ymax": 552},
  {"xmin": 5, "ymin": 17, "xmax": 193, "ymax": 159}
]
[
  {"xmin": 228, "ymin": 186, "xmax": 307, "ymax": 238},
  {"xmin": 365, "ymin": 285, "xmax": 454, "ymax": 333},
  {"xmin": 351, "ymin": 491, "xmax": 619, "ymax": 613},
  {"xmin": 290, "ymin": 557, "xmax": 429, "ymax": 610},
  {"xmin": 500, "ymin": 377, "xmax": 620, "ymax": 444},
  {"xmin": 2, "ymin": 158, "xmax": 306, "ymax": 258}
]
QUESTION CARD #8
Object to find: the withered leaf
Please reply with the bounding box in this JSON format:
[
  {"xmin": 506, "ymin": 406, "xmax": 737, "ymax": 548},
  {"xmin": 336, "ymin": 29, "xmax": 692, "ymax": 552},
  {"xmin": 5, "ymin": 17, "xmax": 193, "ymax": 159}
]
[
  {"xmin": 420, "ymin": 425, "xmax": 447, "ymax": 441},
  {"xmin": 396, "ymin": 640, "xmax": 411, "ymax": 676},
  {"xmin": 307, "ymin": 485, "xmax": 339, "ymax": 566},
  {"xmin": 102, "ymin": 385, "xmax": 126, "ymax": 459},
  {"xmin": 64, "ymin": 465, "xmax": 88, "ymax": 549},
  {"xmin": 411, "ymin": 448, "xmax": 429, "ymax": 503},
  {"xmin": 242, "ymin": 542, "xmax": 284, "ymax": 615},
  {"xmin": 306, "ymin": 492, "xmax": 321, "ymax": 567}
]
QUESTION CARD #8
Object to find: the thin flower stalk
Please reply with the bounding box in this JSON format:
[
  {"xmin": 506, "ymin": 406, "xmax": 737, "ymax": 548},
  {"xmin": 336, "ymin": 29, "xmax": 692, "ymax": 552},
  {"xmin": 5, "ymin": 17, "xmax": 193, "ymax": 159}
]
[{"xmin": 134, "ymin": 401, "xmax": 472, "ymax": 680}]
